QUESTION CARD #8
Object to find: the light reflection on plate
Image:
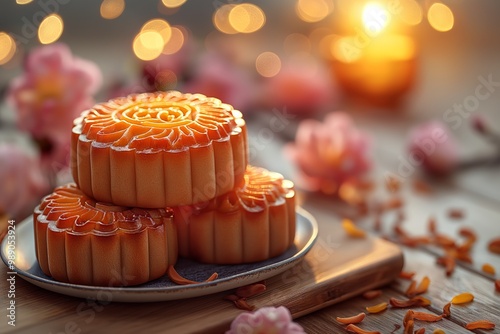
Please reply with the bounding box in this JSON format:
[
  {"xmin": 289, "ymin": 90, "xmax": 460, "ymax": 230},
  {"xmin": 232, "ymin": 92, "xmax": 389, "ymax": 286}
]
[{"xmin": 1, "ymin": 207, "xmax": 318, "ymax": 302}]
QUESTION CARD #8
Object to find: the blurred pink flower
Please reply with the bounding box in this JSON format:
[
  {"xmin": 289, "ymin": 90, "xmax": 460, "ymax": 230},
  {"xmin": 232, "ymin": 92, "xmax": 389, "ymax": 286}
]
[
  {"xmin": 0, "ymin": 144, "xmax": 49, "ymax": 219},
  {"xmin": 7, "ymin": 43, "xmax": 102, "ymax": 170},
  {"xmin": 286, "ymin": 112, "xmax": 371, "ymax": 193},
  {"xmin": 263, "ymin": 61, "xmax": 335, "ymax": 114},
  {"xmin": 183, "ymin": 52, "xmax": 255, "ymax": 111},
  {"xmin": 408, "ymin": 121, "xmax": 458, "ymax": 175},
  {"xmin": 226, "ymin": 306, "xmax": 305, "ymax": 334}
]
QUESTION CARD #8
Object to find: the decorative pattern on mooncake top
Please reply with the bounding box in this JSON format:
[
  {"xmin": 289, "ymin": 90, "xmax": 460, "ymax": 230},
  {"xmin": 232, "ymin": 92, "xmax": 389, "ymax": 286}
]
[
  {"xmin": 173, "ymin": 166, "xmax": 296, "ymax": 264},
  {"xmin": 71, "ymin": 91, "xmax": 248, "ymax": 208},
  {"xmin": 34, "ymin": 184, "xmax": 178, "ymax": 286}
]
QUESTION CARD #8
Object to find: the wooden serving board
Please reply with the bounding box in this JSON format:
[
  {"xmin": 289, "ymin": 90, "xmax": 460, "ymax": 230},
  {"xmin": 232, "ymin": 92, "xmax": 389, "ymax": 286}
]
[{"xmin": 2, "ymin": 192, "xmax": 403, "ymax": 334}]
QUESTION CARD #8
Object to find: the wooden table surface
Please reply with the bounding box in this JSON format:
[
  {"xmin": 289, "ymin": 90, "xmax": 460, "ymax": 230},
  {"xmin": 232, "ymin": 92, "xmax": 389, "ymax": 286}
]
[{"xmin": 1, "ymin": 109, "xmax": 499, "ymax": 334}]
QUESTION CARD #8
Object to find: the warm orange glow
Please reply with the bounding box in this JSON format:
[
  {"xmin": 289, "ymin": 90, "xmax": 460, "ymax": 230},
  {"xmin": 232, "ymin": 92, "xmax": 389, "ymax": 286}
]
[
  {"xmin": 213, "ymin": 4, "xmax": 238, "ymax": 34},
  {"xmin": 296, "ymin": 0, "xmax": 333, "ymax": 23},
  {"xmin": 162, "ymin": 26, "xmax": 185, "ymax": 55},
  {"xmin": 100, "ymin": 0, "xmax": 125, "ymax": 20},
  {"xmin": 0, "ymin": 32, "xmax": 16, "ymax": 65},
  {"xmin": 38, "ymin": 14, "xmax": 64, "ymax": 44},
  {"xmin": 228, "ymin": 3, "xmax": 266, "ymax": 33},
  {"xmin": 133, "ymin": 31, "xmax": 164, "ymax": 61},
  {"xmin": 161, "ymin": 0, "xmax": 187, "ymax": 8},
  {"xmin": 399, "ymin": 0, "xmax": 422, "ymax": 26},
  {"xmin": 141, "ymin": 19, "xmax": 172, "ymax": 45},
  {"xmin": 428, "ymin": 3, "xmax": 454, "ymax": 32},
  {"xmin": 362, "ymin": 2, "xmax": 389, "ymax": 36},
  {"xmin": 284, "ymin": 33, "xmax": 311, "ymax": 55},
  {"xmin": 16, "ymin": 0, "xmax": 33, "ymax": 4},
  {"xmin": 333, "ymin": 35, "xmax": 415, "ymax": 63},
  {"xmin": 255, "ymin": 52, "xmax": 281, "ymax": 78}
]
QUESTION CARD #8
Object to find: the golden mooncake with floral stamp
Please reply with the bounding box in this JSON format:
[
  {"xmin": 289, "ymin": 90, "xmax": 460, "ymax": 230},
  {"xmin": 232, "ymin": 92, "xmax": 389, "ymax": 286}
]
[
  {"xmin": 71, "ymin": 91, "xmax": 248, "ymax": 208},
  {"xmin": 34, "ymin": 184, "xmax": 178, "ymax": 286},
  {"xmin": 173, "ymin": 166, "xmax": 296, "ymax": 264}
]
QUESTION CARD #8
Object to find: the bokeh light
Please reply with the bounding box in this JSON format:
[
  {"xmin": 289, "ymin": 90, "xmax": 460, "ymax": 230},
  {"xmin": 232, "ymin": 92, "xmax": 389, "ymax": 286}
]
[
  {"xmin": 213, "ymin": 4, "xmax": 238, "ymax": 34},
  {"xmin": 255, "ymin": 52, "xmax": 281, "ymax": 78},
  {"xmin": 133, "ymin": 31, "xmax": 164, "ymax": 61},
  {"xmin": 16, "ymin": 0, "xmax": 33, "ymax": 4},
  {"xmin": 38, "ymin": 14, "xmax": 64, "ymax": 45},
  {"xmin": 362, "ymin": 2, "xmax": 390, "ymax": 36},
  {"xmin": 296, "ymin": 0, "xmax": 333, "ymax": 23},
  {"xmin": 0, "ymin": 32, "xmax": 16, "ymax": 65},
  {"xmin": 141, "ymin": 19, "xmax": 172, "ymax": 45},
  {"xmin": 228, "ymin": 3, "xmax": 266, "ymax": 33},
  {"xmin": 100, "ymin": 0, "xmax": 125, "ymax": 20},
  {"xmin": 161, "ymin": 0, "xmax": 187, "ymax": 9},
  {"xmin": 428, "ymin": 2, "xmax": 454, "ymax": 32},
  {"xmin": 162, "ymin": 26, "xmax": 185, "ymax": 55},
  {"xmin": 398, "ymin": 0, "xmax": 423, "ymax": 26}
]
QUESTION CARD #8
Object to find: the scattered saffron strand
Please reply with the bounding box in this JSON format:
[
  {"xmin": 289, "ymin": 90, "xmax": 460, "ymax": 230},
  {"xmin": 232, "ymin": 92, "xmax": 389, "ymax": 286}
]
[{"xmin": 167, "ymin": 265, "xmax": 218, "ymax": 285}]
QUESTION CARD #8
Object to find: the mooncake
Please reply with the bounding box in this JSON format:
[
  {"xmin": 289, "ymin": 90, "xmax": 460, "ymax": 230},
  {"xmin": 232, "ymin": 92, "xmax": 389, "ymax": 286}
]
[
  {"xmin": 34, "ymin": 184, "xmax": 178, "ymax": 286},
  {"xmin": 173, "ymin": 166, "xmax": 296, "ymax": 264},
  {"xmin": 71, "ymin": 91, "xmax": 248, "ymax": 208}
]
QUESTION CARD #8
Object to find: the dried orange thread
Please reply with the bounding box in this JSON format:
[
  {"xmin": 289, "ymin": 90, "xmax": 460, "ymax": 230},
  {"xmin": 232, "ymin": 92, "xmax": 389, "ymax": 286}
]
[
  {"xmin": 336, "ymin": 312, "xmax": 366, "ymax": 325},
  {"xmin": 495, "ymin": 279, "xmax": 500, "ymax": 292},
  {"xmin": 399, "ymin": 271, "xmax": 416, "ymax": 280},
  {"xmin": 482, "ymin": 263, "xmax": 496, "ymax": 275},
  {"xmin": 436, "ymin": 256, "xmax": 455, "ymax": 277},
  {"xmin": 403, "ymin": 319, "xmax": 414, "ymax": 334},
  {"xmin": 389, "ymin": 296, "xmax": 431, "ymax": 308},
  {"xmin": 167, "ymin": 265, "xmax": 218, "ymax": 285},
  {"xmin": 458, "ymin": 227, "xmax": 476, "ymax": 241},
  {"xmin": 342, "ymin": 219, "xmax": 366, "ymax": 238},
  {"xmin": 235, "ymin": 283, "xmax": 266, "ymax": 298},
  {"xmin": 434, "ymin": 234, "xmax": 455, "ymax": 248},
  {"xmin": 464, "ymin": 320, "xmax": 495, "ymax": 330},
  {"xmin": 362, "ymin": 290, "xmax": 382, "ymax": 300},
  {"xmin": 403, "ymin": 310, "xmax": 413, "ymax": 327},
  {"xmin": 451, "ymin": 292, "xmax": 474, "ymax": 304},
  {"xmin": 412, "ymin": 311, "xmax": 443, "ymax": 322},
  {"xmin": 414, "ymin": 328, "xmax": 426, "ymax": 334},
  {"xmin": 345, "ymin": 324, "xmax": 381, "ymax": 334},
  {"xmin": 414, "ymin": 276, "xmax": 430, "ymax": 295},
  {"xmin": 442, "ymin": 302, "xmax": 451, "ymax": 317},
  {"xmin": 448, "ymin": 208, "xmax": 464, "ymax": 219},
  {"xmin": 488, "ymin": 238, "xmax": 500, "ymax": 254},
  {"xmin": 405, "ymin": 280, "xmax": 417, "ymax": 297},
  {"xmin": 428, "ymin": 217, "xmax": 437, "ymax": 234},
  {"xmin": 233, "ymin": 298, "xmax": 255, "ymax": 311},
  {"xmin": 365, "ymin": 302, "xmax": 388, "ymax": 314}
]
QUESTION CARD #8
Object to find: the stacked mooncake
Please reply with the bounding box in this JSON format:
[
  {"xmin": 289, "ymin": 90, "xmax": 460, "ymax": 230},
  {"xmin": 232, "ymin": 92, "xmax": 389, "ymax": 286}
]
[{"xmin": 34, "ymin": 91, "xmax": 296, "ymax": 286}]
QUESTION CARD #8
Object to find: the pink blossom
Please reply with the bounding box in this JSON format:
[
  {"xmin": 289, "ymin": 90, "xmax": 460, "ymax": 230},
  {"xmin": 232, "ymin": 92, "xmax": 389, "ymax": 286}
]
[
  {"xmin": 263, "ymin": 61, "xmax": 335, "ymax": 114},
  {"xmin": 0, "ymin": 144, "xmax": 49, "ymax": 219},
  {"xmin": 183, "ymin": 52, "xmax": 255, "ymax": 111},
  {"xmin": 227, "ymin": 306, "xmax": 305, "ymax": 334},
  {"xmin": 286, "ymin": 112, "xmax": 371, "ymax": 193},
  {"xmin": 408, "ymin": 121, "xmax": 458, "ymax": 175},
  {"xmin": 7, "ymin": 43, "xmax": 102, "ymax": 169}
]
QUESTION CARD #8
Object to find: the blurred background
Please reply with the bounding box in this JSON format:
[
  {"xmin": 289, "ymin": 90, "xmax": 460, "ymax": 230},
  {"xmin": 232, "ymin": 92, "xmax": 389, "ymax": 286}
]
[{"xmin": 1, "ymin": 0, "xmax": 500, "ymax": 221}]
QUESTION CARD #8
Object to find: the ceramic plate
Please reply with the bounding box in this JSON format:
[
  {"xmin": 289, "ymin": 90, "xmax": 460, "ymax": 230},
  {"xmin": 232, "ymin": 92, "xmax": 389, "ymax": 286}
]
[{"xmin": 1, "ymin": 207, "xmax": 318, "ymax": 302}]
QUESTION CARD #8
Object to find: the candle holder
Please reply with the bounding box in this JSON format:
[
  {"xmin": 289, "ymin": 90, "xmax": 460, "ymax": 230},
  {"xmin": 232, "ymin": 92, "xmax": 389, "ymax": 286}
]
[{"xmin": 331, "ymin": 34, "xmax": 417, "ymax": 107}]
